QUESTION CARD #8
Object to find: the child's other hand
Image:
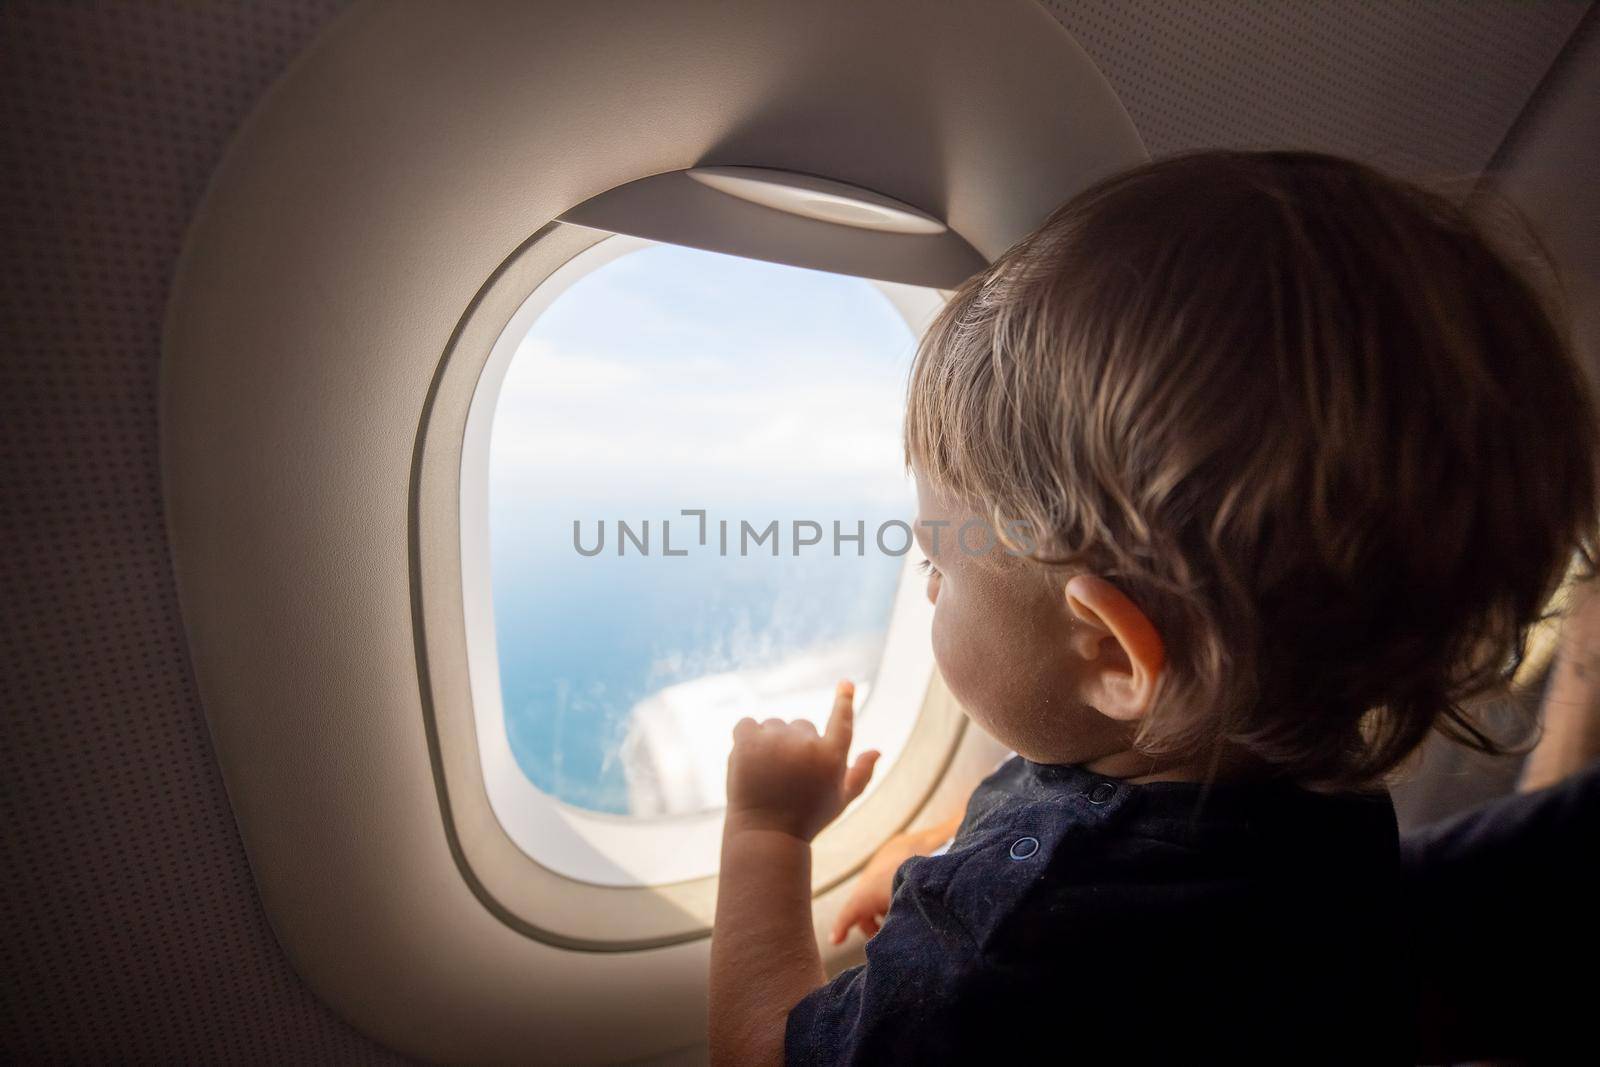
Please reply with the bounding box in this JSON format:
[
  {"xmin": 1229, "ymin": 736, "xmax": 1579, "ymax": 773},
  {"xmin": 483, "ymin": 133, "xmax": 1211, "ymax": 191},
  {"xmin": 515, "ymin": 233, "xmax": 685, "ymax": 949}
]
[
  {"xmin": 829, "ymin": 831, "xmax": 926, "ymax": 944},
  {"xmin": 725, "ymin": 681, "xmax": 881, "ymax": 843}
]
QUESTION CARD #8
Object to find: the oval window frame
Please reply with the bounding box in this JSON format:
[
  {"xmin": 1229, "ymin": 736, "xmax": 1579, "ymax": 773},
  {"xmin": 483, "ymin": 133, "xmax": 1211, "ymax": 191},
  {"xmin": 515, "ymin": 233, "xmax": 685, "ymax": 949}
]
[
  {"xmin": 464, "ymin": 232, "xmax": 949, "ymax": 885},
  {"xmin": 413, "ymin": 218, "xmax": 968, "ymax": 949}
]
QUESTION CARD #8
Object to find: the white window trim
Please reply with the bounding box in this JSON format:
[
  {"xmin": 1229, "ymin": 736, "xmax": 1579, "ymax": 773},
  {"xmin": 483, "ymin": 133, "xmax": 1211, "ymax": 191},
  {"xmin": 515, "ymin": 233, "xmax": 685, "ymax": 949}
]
[
  {"xmin": 162, "ymin": 0, "xmax": 1144, "ymax": 1048},
  {"xmin": 459, "ymin": 234, "xmax": 947, "ymax": 886}
]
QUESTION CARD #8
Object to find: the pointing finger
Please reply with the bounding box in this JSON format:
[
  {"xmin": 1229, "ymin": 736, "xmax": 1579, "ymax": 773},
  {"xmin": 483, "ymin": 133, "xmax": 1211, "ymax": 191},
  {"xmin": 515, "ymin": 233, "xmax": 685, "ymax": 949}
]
[{"xmin": 825, "ymin": 680, "xmax": 855, "ymax": 755}]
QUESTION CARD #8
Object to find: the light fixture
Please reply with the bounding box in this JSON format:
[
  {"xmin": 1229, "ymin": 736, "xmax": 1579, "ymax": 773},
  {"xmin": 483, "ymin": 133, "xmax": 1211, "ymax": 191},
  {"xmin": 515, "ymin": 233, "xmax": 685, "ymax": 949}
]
[{"xmin": 687, "ymin": 165, "xmax": 948, "ymax": 235}]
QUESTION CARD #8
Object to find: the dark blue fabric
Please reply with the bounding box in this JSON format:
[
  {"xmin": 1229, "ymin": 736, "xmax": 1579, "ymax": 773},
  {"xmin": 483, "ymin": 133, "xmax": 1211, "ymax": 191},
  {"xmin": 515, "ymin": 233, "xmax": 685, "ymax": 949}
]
[
  {"xmin": 786, "ymin": 757, "xmax": 1407, "ymax": 1064},
  {"xmin": 1403, "ymin": 758, "xmax": 1600, "ymax": 1062}
]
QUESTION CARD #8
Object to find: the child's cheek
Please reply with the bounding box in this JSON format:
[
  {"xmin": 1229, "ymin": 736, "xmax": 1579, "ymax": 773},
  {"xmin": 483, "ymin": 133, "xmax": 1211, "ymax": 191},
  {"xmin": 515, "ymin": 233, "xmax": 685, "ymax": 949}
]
[{"xmin": 928, "ymin": 587, "xmax": 984, "ymax": 713}]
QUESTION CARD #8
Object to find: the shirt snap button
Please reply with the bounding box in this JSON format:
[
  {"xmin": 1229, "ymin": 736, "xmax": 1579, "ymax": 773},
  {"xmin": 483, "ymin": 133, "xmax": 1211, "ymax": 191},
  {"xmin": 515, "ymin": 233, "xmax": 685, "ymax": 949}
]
[
  {"xmin": 1089, "ymin": 782, "xmax": 1117, "ymax": 804},
  {"xmin": 1008, "ymin": 836, "xmax": 1040, "ymax": 860}
]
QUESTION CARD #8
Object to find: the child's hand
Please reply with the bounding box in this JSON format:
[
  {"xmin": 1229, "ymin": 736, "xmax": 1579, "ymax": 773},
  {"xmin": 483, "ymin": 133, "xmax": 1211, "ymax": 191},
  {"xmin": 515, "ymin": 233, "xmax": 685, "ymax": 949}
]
[
  {"xmin": 725, "ymin": 681, "xmax": 881, "ymax": 842},
  {"xmin": 829, "ymin": 830, "xmax": 924, "ymax": 944}
]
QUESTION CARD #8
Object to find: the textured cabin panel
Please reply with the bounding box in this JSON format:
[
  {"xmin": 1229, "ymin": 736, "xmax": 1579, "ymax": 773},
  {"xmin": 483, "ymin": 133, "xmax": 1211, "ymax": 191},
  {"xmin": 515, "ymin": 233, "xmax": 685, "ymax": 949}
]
[{"xmin": 0, "ymin": 3, "xmax": 403, "ymax": 1062}]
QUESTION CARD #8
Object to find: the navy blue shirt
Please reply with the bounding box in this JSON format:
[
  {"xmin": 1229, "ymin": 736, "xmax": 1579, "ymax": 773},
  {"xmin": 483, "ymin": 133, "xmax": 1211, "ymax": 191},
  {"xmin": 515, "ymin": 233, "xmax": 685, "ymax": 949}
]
[{"xmin": 786, "ymin": 757, "xmax": 1407, "ymax": 1064}]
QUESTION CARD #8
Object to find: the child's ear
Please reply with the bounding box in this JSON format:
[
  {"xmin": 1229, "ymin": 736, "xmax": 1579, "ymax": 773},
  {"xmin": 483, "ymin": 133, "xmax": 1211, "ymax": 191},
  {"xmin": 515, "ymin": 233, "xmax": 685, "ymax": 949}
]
[{"xmin": 1063, "ymin": 575, "xmax": 1165, "ymax": 722}]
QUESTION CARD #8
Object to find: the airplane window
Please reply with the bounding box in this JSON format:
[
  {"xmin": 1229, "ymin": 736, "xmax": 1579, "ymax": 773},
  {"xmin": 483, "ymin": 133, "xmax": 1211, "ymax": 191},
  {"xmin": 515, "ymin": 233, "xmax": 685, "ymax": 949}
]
[{"xmin": 485, "ymin": 238, "xmax": 937, "ymax": 819}]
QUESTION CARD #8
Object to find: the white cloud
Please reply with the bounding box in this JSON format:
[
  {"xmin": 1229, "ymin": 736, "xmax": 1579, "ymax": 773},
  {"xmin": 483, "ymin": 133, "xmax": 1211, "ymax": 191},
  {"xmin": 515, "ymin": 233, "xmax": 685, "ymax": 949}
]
[{"xmin": 487, "ymin": 245, "xmax": 927, "ymax": 511}]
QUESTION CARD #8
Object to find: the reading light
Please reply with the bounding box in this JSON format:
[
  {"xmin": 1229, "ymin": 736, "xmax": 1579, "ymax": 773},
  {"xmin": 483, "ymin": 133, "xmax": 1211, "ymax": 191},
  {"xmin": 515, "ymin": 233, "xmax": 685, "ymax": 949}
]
[{"xmin": 687, "ymin": 166, "xmax": 948, "ymax": 236}]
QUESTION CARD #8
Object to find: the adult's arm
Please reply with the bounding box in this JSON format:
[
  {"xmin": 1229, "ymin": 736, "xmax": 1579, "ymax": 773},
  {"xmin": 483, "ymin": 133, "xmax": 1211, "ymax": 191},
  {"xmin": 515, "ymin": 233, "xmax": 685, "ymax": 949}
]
[{"xmin": 1520, "ymin": 576, "xmax": 1600, "ymax": 791}]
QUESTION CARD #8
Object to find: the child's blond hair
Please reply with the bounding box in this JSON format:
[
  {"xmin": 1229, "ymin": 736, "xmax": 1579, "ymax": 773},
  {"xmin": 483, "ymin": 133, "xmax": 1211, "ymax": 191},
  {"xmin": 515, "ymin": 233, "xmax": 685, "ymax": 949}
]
[{"xmin": 906, "ymin": 150, "xmax": 1599, "ymax": 787}]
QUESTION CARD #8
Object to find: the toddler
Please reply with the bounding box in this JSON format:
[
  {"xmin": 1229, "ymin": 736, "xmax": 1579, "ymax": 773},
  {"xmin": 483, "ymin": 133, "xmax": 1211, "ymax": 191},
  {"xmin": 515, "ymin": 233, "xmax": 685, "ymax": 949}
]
[{"xmin": 708, "ymin": 150, "xmax": 1599, "ymax": 1064}]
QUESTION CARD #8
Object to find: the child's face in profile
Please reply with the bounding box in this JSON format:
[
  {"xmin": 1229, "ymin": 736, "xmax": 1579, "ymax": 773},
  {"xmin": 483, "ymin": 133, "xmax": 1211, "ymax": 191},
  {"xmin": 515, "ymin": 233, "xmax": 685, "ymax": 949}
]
[{"xmin": 912, "ymin": 472, "xmax": 1137, "ymax": 767}]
